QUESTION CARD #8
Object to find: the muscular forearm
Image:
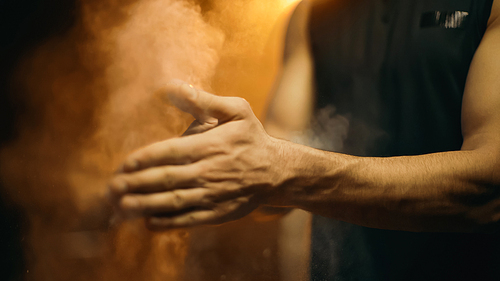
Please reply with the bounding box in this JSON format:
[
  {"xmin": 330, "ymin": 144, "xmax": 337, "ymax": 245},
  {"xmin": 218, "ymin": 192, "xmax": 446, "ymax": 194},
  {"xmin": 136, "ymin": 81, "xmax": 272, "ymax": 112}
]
[
  {"xmin": 270, "ymin": 139, "xmax": 500, "ymax": 232},
  {"xmin": 109, "ymin": 80, "xmax": 500, "ymax": 232}
]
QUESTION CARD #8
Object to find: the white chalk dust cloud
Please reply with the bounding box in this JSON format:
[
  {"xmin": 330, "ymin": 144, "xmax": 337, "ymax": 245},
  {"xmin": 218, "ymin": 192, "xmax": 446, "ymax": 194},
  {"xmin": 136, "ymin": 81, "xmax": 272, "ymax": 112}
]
[
  {"xmin": 291, "ymin": 106, "xmax": 350, "ymax": 152},
  {"xmin": 0, "ymin": 0, "xmax": 299, "ymax": 280}
]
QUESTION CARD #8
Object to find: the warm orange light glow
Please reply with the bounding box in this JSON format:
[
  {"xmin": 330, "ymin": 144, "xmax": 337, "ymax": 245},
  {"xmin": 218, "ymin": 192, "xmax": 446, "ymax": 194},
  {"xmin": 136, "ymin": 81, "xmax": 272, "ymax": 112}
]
[
  {"xmin": 1, "ymin": 0, "xmax": 301, "ymax": 280},
  {"xmin": 283, "ymin": 0, "xmax": 302, "ymax": 8}
]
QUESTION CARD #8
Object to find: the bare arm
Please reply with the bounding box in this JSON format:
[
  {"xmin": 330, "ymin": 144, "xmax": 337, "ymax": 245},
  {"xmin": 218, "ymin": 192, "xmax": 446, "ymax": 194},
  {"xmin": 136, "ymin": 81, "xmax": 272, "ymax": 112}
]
[
  {"xmin": 253, "ymin": 1, "xmax": 315, "ymax": 220},
  {"xmin": 108, "ymin": 1, "xmax": 500, "ymax": 233},
  {"xmin": 263, "ymin": 0, "xmax": 315, "ymax": 139},
  {"xmin": 270, "ymin": 1, "xmax": 500, "ymax": 232}
]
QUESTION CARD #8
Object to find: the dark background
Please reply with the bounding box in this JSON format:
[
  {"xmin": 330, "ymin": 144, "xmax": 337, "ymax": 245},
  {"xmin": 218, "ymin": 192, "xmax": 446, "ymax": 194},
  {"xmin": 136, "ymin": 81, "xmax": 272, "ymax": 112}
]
[{"xmin": 0, "ymin": 0, "xmax": 78, "ymax": 279}]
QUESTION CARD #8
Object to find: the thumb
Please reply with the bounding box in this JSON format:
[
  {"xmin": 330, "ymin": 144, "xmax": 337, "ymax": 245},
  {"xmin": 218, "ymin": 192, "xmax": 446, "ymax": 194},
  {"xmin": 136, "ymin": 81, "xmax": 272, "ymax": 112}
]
[{"xmin": 162, "ymin": 79, "xmax": 249, "ymax": 124}]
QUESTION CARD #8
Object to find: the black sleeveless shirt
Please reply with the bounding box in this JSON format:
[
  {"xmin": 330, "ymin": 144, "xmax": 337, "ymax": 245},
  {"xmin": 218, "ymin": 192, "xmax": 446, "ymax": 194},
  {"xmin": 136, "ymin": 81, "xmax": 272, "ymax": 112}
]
[{"xmin": 307, "ymin": 0, "xmax": 499, "ymax": 280}]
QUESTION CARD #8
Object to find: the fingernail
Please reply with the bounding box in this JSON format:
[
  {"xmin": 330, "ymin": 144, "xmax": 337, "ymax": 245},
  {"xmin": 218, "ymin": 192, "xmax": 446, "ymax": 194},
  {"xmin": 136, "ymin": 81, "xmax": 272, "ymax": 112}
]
[
  {"xmin": 163, "ymin": 80, "xmax": 194, "ymax": 101},
  {"xmin": 180, "ymin": 83, "xmax": 197, "ymax": 99}
]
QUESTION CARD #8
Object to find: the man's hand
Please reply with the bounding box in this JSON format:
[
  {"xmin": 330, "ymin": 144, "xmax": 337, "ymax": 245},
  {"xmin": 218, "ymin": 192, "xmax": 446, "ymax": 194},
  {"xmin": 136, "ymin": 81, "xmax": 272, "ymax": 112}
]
[{"xmin": 107, "ymin": 80, "xmax": 286, "ymax": 230}]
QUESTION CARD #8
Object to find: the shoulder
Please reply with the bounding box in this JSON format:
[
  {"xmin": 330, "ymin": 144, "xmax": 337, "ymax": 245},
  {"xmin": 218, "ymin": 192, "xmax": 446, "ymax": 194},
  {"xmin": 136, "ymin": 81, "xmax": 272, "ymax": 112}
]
[
  {"xmin": 283, "ymin": 1, "xmax": 312, "ymax": 61},
  {"xmin": 287, "ymin": 0, "xmax": 311, "ymax": 36},
  {"xmin": 488, "ymin": 0, "xmax": 500, "ymax": 27}
]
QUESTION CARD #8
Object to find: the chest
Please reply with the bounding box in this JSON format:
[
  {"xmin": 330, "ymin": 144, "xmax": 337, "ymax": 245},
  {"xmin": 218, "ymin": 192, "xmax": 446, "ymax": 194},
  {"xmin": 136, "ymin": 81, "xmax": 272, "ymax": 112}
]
[{"xmin": 309, "ymin": 0, "xmax": 481, "ymax": 79}]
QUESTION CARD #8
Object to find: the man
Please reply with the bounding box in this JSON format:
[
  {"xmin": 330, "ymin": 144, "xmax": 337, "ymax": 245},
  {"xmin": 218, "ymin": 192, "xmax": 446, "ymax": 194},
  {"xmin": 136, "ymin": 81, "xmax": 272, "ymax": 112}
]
[{"xmin": 108, "ymin": 0, "xmax": 500, "ymax": 280}]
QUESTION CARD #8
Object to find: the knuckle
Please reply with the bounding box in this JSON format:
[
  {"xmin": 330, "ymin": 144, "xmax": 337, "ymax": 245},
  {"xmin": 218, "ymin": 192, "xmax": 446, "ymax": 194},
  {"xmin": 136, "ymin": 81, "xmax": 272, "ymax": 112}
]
[
  {"xmin": 202, "ymin": 188, "xmax": 215, "ymax": 199},
  {"xmin": 134, "ymin": 198, "xmax": 143, "ymax": 211},
  {"xmin": 171, "ymin": 190, "xmax": 184, "ymax": 210},
  {"xmin": 201, "ymin": 190, "xmax": 216, "ymax": 206},
  {"xmin": 212, "ymin": 206, "xmax": 225, "ymax": 217},
  {"xmin": 204, "ymin": 138, "xmax": 225, "ymax": 156},
  {"xmin": 160, "ymin": 168, "xmax": 174, "ymax": 188},
  {"xmin": 225, "ymin": 97, "xmax": 250, "ymax": 115},
  {"xmin": 166, "ymin": 139, "xmax": 191, "ymax": 164},
  {"xmin": 237, "ymin": 97, "xmax": 250, "ymax": 107},
  {"xmin": 167, "ymin": 143, "xmax": 179, "ymax": 156},
  {"xmin": 195, "ymin": 162, "xmax": 210, "ymax": 178},
  {"xmin": 234, "ymin": 98, "xmax": 252, "ymax": 114},
  {"xmin": 161, "ymin": 178, "xmax": 173, "ymax": 191}
]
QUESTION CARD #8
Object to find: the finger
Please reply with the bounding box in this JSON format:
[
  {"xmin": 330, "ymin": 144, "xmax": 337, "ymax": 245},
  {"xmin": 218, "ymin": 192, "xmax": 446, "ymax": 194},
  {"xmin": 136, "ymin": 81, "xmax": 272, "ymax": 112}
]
[
  {"xmin": 145, "ymin": 209, "xmax": 219, "ymax": 230},
  {"xmin": 162, "ymin": 79, "xmax": 252, "ymax": 123},
  {"xmin": 118, "ymin": 188, "xmax": 213, "ymax": 218},
  {"xmin": 119, "ymin": 135, "xmax": 219, "ymax": 173},
  {"xmin": 108, "ymin": 165, "xmax": 200, "ymax": 197},
  {"xmin": 182, "ymin": 120, "xmax": 218, "ymax": 136},
  {"xmin": 145, "ymin": 195, "xmax": 260, "ymax": 230}
]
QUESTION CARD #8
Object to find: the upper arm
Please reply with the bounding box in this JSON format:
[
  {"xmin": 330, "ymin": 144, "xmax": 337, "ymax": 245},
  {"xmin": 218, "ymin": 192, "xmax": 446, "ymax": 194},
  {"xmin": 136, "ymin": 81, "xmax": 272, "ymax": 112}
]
[
  {"xmin": 461, "ymin": 0, "xmax": 500, "ymax": 185},
  {"xmin": 263, "ymin": 0, "xmax": 315, "ymax": 139},
  {"xmin": 461, "ymin": 0, "xmax": 500, "ymax": 154}
]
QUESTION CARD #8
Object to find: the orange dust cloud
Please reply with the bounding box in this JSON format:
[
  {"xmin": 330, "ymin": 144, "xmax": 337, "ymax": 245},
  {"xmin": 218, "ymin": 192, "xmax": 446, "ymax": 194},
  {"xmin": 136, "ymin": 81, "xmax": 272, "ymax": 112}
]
[{"xmin": 0, "ymin": 0, "xmax": 298, "ymax": 281}]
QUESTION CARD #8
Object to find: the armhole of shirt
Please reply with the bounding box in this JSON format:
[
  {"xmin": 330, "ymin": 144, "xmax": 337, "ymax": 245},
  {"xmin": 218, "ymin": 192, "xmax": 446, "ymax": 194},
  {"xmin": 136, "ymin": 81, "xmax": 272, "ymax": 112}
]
[{"xmin": 477, "ymin": 0, "xmax": 495, "ymax": 34}]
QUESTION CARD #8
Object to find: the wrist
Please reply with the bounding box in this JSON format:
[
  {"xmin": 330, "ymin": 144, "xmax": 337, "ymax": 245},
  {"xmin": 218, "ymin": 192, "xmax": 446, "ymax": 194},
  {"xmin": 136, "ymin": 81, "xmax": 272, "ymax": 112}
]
[
  {"xmin": 264, "ymin": 137, "xmax": 320, "ymax": 207},
  {"xmin": 265, "ymin": 137, "xmax": 358, "ymax": 208},
  {"xmin": 261, "ymin": 137, "xmax": 295, "ymax": 206}
]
